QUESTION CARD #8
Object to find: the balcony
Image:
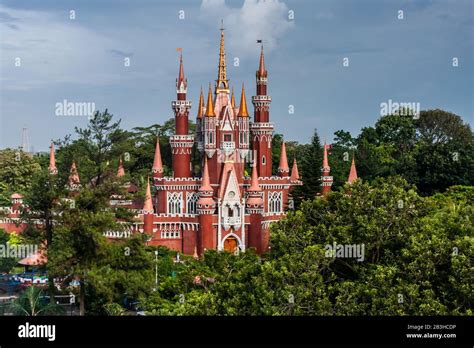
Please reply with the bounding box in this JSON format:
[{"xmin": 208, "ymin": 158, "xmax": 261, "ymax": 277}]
[
  {"xmin": 222, "ymin": 216, "xmax": 242, "ymax": 230},
  {"xmin": 221, "ymin": 141, "xmax": 235, "ymax": 154}
]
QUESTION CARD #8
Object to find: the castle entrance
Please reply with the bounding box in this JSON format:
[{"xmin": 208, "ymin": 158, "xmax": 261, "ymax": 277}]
[{"xmin": 223, "ymin": 236, "xmax": 238, "ymax": 253}]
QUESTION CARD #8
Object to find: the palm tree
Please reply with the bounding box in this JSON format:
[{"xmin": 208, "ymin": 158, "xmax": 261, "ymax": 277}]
[{"xmin": 10, "ymin": 286, "xmax": 64, "ymax": 316}]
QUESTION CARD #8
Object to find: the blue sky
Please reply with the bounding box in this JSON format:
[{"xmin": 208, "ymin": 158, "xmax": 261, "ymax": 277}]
[{"xmin": 1, "ymin": 0, "xmax": 473, "ymax": 151}]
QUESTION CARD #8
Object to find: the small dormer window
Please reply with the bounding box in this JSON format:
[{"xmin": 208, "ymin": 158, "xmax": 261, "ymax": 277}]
[{"xmin": 224, "ymin": 134, "xmax": 232, "ymax": 142}]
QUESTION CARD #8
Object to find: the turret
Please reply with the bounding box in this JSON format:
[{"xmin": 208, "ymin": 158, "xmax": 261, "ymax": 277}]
[
  {"xmin": 251, "ymin": 44, "xmax": 273, "ymax": 177},
  {"xmin": 246, "ymin": 153, "xmax": 265, "ymax": 253},
  {"xmin": 170, "ymin": 53, "xmax": 193, "ymax": 178},
  {"xmin": 197, "ymin": 158, "xmax": 216, "ymax": 254}
]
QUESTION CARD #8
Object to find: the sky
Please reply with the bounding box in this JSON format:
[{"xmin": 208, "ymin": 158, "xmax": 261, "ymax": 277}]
[{"xmin": 0, "ymin": 0, "xmax": 473, "ymax": 152}]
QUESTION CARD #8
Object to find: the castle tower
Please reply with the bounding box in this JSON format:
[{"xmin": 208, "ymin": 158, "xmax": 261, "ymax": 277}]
[
  {"xmin": 170, "ymin": 54, "xmax": 193, "ymax": 178},
  {"xmin": 321, "ymin": 142, "xmax": 333, "ymax": 196},
  {"xmin": 347, "ymin": 154, "xmax": 358, "ymax": 184},
  {"xmin": 196, "ymin": 157, "xmax": 216, "ymax": 254},
  {"xmin": 251, "ymin": 45, "xmax": 273, "ymax": 177},
  {"xmin": 48, "ymin": 142, "xmax": 58, "ymax": 175},
  {"xmin": 246, "ymin": 154, "xmax": 265, "ymax": 253}
]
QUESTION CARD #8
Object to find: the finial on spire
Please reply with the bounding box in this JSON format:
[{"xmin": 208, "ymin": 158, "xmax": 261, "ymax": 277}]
[
  {"xmin": 238, "ymin": 83, "xmax": 249, "ymax": 117},
  {"xmin": 205, "ymin": 82, "xmax": 215, "ymax": 117}
]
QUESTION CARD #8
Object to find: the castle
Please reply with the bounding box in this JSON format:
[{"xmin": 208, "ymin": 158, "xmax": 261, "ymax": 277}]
[{"xmin": 0, "ymin": 27, "xmax": 359, "ymax": 256}]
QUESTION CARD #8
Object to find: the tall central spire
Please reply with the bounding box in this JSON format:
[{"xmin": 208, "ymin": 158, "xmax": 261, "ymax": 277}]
[{"xmin": 215, "ymin": 20, "xmax": 229, "ymax": 94}]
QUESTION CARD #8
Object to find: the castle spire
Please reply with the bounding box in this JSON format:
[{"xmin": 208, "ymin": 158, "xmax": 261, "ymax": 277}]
[
  {"xmin": 199, "ymin": 157, "xmax": 212, "ymax": 192},
  {"xmin": 176, "ymin": 53, "xmax": 187, "ymax": 93},
  {"xmin": 68, "ymin": 161, "xmax": 80, "ymax": 187},
  {"xmin": 257, "ymin": 44, "xmax": 267, "ymax": 78},
  {"xmin": 238, "ymin": 83, "xmax": 249, "ymax": 117},
  {"xmin": 205, "ymin": 82, "xmax": 215, "ymax": 117},
  {"xmin": 197, "ymin": 87, "xmax": 204, "ymax": 119},
  {"xmin": 215, "ymin": 20, "xmax": 229, "ymax": 94},
  {"xmin": 143, "ymin": 177, "xmax": 154, "ymax": 213},
  {"xmin": 278, "ymin": 141, "xmax": 289, "ymax": 177},
  {"xmin": 152, "ymin": 137, "xmax": 164, "ymax": 178},
  {"xmin": 48, "ymin": 142, "xmax": 58, "ymax": 175},
  {"xmin": 117, "ymin": 157, "xmax": 125, "ymax": 177},
  {"xmin": 290, "ymin": 157, "xmax": 299, "ymax": 181},
  {"xmin": 249, "ymin": 159, "xmax": 262, "ymax": 192},
  {"xmin": 323, "ymin": 142, "xmax": 329, "ymax": 169},
  {"xmin": 231, "ymin": 87, "xmax": 236, "ymax": 108},
  {"xmin": 347, "ymin": 154, "xmax": 358, "ymax": 184}
]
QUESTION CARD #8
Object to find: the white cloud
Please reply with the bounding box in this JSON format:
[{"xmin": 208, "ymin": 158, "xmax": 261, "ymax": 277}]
[
  {"xmin": 199, "ymin": 0, "xmax": 294, "ymax": 58},
  {"xmin": 0, "ymin": 5, "xmax": 129, "ymax": 91}
]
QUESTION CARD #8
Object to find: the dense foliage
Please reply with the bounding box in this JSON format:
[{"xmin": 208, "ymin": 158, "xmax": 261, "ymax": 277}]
[{"xmin": 0, "ymin": 108, "xmax": 471, "ymax": 315}]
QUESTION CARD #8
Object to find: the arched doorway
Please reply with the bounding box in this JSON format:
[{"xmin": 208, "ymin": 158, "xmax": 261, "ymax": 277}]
[{"xmin": 223, "ymin": 236, "xmax": 238, "ymax": 253}]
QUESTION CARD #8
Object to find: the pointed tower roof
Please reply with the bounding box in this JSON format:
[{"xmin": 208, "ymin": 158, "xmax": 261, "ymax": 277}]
[
  {"xmin": 278, "ymin": 141, "xmax": 289, "ymax": 176},
  {"xmin": 48, "ymin": 142, "xmax": 58, "ymax": 175},
  {"xmin": 197, "ymin": 87, "xmax": 204, "ymax": 119},
  {"xmin": 176, "ymin": 53, "xmax": 187, "ymax": 91},
  {"xmin": 199, "ymin": 157, "xmax": 213, "ymax": 192},
  {"xmin": 238, "ymin": 83, "xmax": 249, "ymax": 117},
  {"xmin": 290, "ymin": 157, "xmax": 300, "ymax": 181},
  {"xmin": 215, "ymin": 20, "xmax": 229, "ymax": 94},
  {"xmin": 143, "ymin": 177, "xmax": 154, "ymax": 213},
  {"xmin": 347, "ymin": 155, "xmax": 358, "ymax": 184},
  {"xmin": 231, "ymin": 87, "xmax": 236, "ymax": 108},
  {"xmin": 257, "ymin": 44, "xmax": 267, "ymax": 78},
  {"xmin": 117, "ymin": 157, "xmax": 125, "ymax": 177},
  {"xmin": 152, "ymin": 137, "xmax": 164, "ymax": 178},
  {"xmin": 323, "ymin": 142, "xmax": 330, "ymax": 170},
  {"xmin": 204, "ymin": 83, "xmax": 215, "ymax": 117},
  {"xmin": 68, "ymin": 161, "xmax": 80, "ymax": 186},
  {"xmin": 249, "ymin": 161, "xmax": 262, "ymax": 191}
]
